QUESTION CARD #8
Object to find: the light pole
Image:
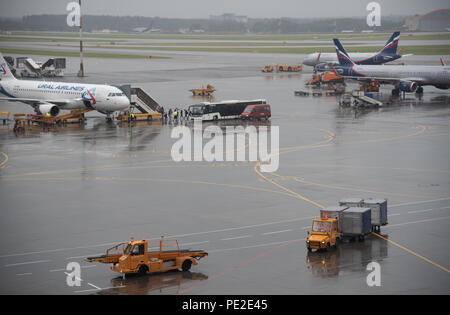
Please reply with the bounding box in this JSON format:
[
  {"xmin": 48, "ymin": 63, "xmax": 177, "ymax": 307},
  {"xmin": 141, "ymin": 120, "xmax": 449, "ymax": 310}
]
[{"xmin": 77, "ymin": 0, "xmax": 84, "ymax": 77}]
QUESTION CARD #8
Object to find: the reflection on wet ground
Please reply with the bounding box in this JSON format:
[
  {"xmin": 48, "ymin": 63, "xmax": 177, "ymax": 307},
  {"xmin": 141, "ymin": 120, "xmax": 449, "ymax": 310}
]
[
  {"xmin": 99, "ymin": 271, "xmax": 208, "ymax": 295},
  {"xmin": 306, "ymin": 235, "xmax": 388, "ymax": 278}
]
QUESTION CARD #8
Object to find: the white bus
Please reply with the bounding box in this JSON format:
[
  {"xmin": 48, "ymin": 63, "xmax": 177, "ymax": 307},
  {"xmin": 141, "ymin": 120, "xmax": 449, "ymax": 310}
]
[{"xmin": 189, "ymin": 99, "xmax": 268, "ymax": 121}]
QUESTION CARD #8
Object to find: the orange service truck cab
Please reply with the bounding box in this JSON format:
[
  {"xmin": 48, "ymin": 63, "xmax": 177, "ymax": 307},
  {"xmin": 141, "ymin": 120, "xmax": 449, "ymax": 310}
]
[
  {"xmin": 306, "ymin": 217, "xmax": 339, "ymax": 252},
  {"xmin": 87, "ymin": 238, "xmax": 208, "ymax": 276}
]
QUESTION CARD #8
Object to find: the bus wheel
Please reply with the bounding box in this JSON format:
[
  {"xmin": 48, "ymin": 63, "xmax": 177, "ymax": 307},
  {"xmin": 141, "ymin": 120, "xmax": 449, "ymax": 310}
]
[
  {"xmin": 213, "ymin": 116, "xmax": 218, "ymax": 121},
  {"xmin": 182, "ymin": 260, "xmax": 192, "ymax": 271}
]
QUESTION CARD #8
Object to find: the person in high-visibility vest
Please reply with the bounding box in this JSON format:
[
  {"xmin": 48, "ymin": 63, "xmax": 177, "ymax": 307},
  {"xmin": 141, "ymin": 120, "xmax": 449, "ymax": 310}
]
[{"xmin": 45, "ymin": 112, "xmax": 51, "ymax": 117}]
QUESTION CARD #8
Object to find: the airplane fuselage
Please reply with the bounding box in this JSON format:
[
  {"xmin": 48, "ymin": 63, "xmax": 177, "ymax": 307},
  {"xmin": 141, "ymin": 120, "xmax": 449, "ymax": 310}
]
[
  {"xmin": 303, "ymin": 52, "xmax": 401, "ymax": 67},
  {"xmin": 0, "ymin": 78, "xmax": 130, "ymax": 113},
  {"xmin": 341, "ymin": 65, "xmax": 450, "ymax": 88}
]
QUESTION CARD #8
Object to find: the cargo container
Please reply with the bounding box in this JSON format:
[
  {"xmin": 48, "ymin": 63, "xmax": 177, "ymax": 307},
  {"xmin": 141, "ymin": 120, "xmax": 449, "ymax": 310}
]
[
  {"xmin": 341, "ymin": 207, "xmax": 372, "ymax": 241},
  {"xmin": 363, "ymin": 198, "xmax": 388, "ymax": 231},
  {"xmin": 339, "ymin": 198, "xmax": 364, "ymax": 208},
  {"xmin": 320, "ymin": 206, "xmax": 348, "ymax": 228}
]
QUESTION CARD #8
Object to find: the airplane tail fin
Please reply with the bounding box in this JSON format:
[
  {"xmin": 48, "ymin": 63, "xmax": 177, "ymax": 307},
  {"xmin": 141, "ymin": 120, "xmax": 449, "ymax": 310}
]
[
  {"xmin": 0, "ymin": 53, "xmax": 17, "ymax": 81},
  {"xmin": 333, "ymin": 38, "xmax": 354, "ymax": 67},
  {"xmin": 380, "ymin": 31, "xmax": 400, "ymax": 55}
]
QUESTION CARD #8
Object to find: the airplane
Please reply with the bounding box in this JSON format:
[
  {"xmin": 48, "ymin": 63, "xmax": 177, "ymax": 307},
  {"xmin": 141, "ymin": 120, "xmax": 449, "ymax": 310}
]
[
  {"xmin": 0, "ymin": 54, "xmax": 130, "ymax": 119},
  {"xmin": 303, "ymin": 32, "xmax": 406, "ymax": 71},
  {"xmin": 332, "ymin": 38, "xmax": 450, "ymax": 95}
]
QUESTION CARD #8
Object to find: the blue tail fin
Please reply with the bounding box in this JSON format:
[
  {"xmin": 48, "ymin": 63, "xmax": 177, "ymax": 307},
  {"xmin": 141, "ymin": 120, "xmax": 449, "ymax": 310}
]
[
  {"xmin": 380, "ymin": 31, "xmax": 400, "ymax": 55},
  {"xmin": 333, "ymin": 38, "xmax": 354, "ymax": 66}
]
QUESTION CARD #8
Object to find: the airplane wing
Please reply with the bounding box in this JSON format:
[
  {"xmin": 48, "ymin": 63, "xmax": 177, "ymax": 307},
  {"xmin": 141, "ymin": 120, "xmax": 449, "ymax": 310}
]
[
  {"xmin": 0, "ymin": 97, "xmax": 73, "ymax": 107},
  {"xmin": 342, "ymin": 76, "xmax": 426, "ymax": 85}
]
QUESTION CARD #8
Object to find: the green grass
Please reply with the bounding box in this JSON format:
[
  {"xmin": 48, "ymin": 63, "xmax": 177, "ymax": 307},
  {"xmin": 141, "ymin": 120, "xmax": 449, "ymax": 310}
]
[
  {"xmin": 116, "ymin": 41, "xmax": 361, "ymax": 47},
  {"xmin": 0, "ymin": 48, "xmax": 170, "ymax": 59},
  {"xmin": 10, "ymin": 31, "xmax": 450, "ymax": 41},
  {"xmin": 0, "ymin": 36, "xmax": 124, "ymax": 43},
  {"xmin": 63, "ymin": 44, "xmax": 450, "ymax": 55}
]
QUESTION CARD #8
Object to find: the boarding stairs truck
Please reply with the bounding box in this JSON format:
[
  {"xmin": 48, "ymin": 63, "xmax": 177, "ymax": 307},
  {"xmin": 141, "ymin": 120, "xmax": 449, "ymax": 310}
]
[
  {"xmin": 87, "ymin": 238, "xmax": 208, "ymax": 276},
  {"xmin": 306, "ymin": 198, "xmax": 388, "ymax": 252},
  {"xmin": 116, "ymin": 86, "xmax": 162, "ymax": 121},
  {"xmin": 350, "ymin": 90, "xmax": 384, "ymax": 108}
]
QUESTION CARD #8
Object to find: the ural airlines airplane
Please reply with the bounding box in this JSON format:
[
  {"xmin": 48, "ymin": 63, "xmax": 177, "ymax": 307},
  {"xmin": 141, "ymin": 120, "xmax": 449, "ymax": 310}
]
[
  {"xmin": 333, "ymin": 39, "xmax": 450, "ymax": 95},
  {"xmin": 303, "ymin": 32, "xmax": 405, "ymax": 70},
  {"xmin": 0, "ymin": 54, "xmax": 130, "ymax": 118}
]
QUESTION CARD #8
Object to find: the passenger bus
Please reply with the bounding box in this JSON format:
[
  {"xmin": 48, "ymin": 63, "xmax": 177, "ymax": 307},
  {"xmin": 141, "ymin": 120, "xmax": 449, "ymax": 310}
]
[{"xmin": 189, "ymin": 99, "xmax": 268, "ymax": 121}]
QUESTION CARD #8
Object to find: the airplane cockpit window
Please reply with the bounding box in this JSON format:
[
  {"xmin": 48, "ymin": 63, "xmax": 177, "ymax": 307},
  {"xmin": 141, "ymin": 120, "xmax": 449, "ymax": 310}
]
[{"xmin": 108, "ymin": 92, "xmax": 125, "ymax": 97}]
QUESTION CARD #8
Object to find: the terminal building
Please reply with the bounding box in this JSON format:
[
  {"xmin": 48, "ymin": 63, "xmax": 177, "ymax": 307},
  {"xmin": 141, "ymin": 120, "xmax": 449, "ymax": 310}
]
[{"xmin": 404, "ymin": 9, "xmax": 450, "ymax": 31}]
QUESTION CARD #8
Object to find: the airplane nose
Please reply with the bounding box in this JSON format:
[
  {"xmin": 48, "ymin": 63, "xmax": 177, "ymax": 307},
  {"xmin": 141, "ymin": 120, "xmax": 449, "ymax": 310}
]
[{"xmin": 116, "ymin": 97, "xmax": 130, "ymax": 111}]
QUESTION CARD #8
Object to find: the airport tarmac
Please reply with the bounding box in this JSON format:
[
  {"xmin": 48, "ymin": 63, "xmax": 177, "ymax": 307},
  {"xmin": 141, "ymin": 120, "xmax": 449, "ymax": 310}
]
[{"xmin": 0, "ymin": 50, "xmax": 449, "ymax": 295}]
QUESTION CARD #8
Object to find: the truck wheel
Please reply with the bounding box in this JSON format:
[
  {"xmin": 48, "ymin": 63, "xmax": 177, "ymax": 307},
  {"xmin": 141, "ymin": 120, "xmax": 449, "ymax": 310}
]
[
  {"xmin": 182, "ymin": 260, "xmax": 192, "ymax": 271},
  {"xmin": 307, "ymin": 247, "xmax": 312, "ymax": 252},
  {"xmin": 138, "ymin": 265, "xmax": 148, "ymax": 275}
]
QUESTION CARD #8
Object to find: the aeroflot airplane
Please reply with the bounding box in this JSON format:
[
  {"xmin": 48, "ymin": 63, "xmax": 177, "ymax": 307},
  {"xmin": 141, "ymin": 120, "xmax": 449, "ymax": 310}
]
[
  {"xmin": 0, "ymin": 54, "xmax": 130, "ymax": 118},
  {"xmin": 303, "ymin": 32, "xmax": 406, "ymax": 70},
  {"xmin": 333, "ymin": 39, "xmax": 450, "ymax": 95}
]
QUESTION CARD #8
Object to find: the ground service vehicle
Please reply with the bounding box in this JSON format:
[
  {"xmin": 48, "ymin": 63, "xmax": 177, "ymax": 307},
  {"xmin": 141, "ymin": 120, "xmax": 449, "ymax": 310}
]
[
  {"xmin": 306, "ymin": 72, "xmax": 344, "ymax": 85},
  {"xmin": 190, "ymin": 84, "xmax": 215, "ymax": 96},
  {"xmin": 306, "ymin": 199, "xmax": 387, "ymax": 251},
  {"xmin": 276, "ymin": 64, "xmax": 302, "ymax": 72},
  {"xmin": 189, "ymin": 99, "xmax": 268, "ymax": 121},
  {"xmin": 261, "ymin": 65, "xmax": 274, "ymax": 72},
  {"xmin": 306, "ymin": 216, "xmax": 340, "ymax": 251},
  {"xmin": 240, "ymin": 104, "xmax": 271, "ymax": 120},
  {"xmin": 87, "ymin": 238, "xmax": 208, "ymax": 275}
]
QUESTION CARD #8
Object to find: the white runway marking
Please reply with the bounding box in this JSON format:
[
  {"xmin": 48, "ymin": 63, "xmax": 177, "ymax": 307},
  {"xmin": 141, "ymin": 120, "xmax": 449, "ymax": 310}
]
[
  {"xmin": 407, "ymin": 209, "xmax": 433, "ymax": 214},
  {"xmin": 5, "ymin": 260, "xmax": 51, "ymax": 267},
  {"xmin": 262, "ymin": 229, "xmax": 292, "ymax": 235},
  {"xmin": 221, "ymin": 235, "xmax": 252, "ymax": 241},
  {"xmin": 391, "ymin": 199, "xmax": 450, "ymax": 207}
]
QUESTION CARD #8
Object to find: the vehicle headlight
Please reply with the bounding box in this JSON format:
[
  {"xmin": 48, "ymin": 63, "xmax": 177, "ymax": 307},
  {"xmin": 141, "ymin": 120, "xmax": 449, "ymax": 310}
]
[{"xmin": 322, "ymin": 241, "xmax": 325, "ymax": 244}]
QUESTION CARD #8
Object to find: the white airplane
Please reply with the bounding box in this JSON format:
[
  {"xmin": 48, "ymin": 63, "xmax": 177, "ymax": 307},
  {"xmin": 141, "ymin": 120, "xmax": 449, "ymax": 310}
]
[
  {"xmin": 302, "ymin": 32, "xmax": 408, "ymax": 69},
  {"xmin": 0, "ymin": 54, "xmax": 130, "ymax": 119}
]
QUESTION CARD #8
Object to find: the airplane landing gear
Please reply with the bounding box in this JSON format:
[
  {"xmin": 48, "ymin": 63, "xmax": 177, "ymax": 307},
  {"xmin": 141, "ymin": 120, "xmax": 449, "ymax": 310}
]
[
  {"xmin": 106, "ymin": 113, "xmax": 113, "ymax": 122},
  {"xmin": 391, "ymin": 88, "xmax": 400, "ymax": 96}
]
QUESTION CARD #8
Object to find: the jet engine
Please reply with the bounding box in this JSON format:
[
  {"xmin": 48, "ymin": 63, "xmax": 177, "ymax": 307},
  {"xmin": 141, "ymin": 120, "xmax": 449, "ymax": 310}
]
[
  {"xmin": 35, "ymin": 104, "xmax": 60, "ymax": 117},
  {"xmin": 398, "ymin": 81, "xmax": 418, "ymax": 93}
]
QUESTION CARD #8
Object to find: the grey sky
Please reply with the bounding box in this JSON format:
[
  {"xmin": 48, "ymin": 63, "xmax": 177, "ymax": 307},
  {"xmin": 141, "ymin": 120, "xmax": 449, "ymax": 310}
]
[{"xmin": 0, "ymin": 0, "xmax": 448, "ymax": 19}]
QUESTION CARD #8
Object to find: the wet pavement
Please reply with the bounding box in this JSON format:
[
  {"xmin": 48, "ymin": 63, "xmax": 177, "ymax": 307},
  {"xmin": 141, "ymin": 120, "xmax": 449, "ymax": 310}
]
[{"xmin": 0, "ymin": 49, "xmax": 449, "ymax": 294}]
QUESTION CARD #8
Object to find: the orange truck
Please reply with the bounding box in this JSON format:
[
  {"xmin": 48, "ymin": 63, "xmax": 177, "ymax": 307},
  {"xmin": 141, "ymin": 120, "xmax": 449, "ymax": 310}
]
[
  {"xmin": 306, "ymin": 216, "xmax": 340, "ymax": 252},
  {"xmin": 87, "ymin": 238, "xmax": 208, "ymax": 275},
  {"xmin": 306, "ymin": 72, "xmax": 344, "ymax": 85},
  {"xmin": 275, "ymin": 64, "xmax": 302, "ymax": 72},
  {"xmin": 261, "ymin": 65, "xmax": 274, "ymax": 72}
]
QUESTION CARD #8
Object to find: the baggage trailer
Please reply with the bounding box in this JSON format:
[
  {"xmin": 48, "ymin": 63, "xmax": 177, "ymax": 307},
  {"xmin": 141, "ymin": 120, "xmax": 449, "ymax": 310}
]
[
  {"xmin": 362, "ymin": 198, "xmax": 388, "ymax": 232},
  {"xmin": 87, "ymin": 238, "xmax": 208, "ymax": 276},
  {"xmin": 307, "ymin": 202, "xmax": 378, "ymax": 252},
  {"xmin": 339, "ymin": 198, "xmax": 364, "ymax": 208},
  {"xmin": 340, "ymin": 207, "xmax": 372, "ymax": 242},
  {"xmin": 320, "ymin": 206, "xmax": 348, "ymax": 228}
]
